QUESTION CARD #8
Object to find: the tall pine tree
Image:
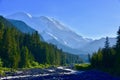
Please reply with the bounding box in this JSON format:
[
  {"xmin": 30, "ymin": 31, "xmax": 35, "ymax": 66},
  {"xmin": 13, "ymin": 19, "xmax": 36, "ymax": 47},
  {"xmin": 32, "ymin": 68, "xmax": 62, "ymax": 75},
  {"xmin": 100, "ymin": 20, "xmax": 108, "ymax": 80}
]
[{"xmin": 115, "ymin": 27, "xmax": 120, "ymax": 74}]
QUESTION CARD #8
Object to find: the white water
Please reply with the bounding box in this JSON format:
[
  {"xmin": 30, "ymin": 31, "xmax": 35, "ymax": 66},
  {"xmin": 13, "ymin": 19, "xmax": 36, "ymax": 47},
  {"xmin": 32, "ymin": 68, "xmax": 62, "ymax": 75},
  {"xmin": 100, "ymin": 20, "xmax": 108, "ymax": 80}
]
[{"xmin": 0, "ymin": 67, "xmax": 83, "ymax": 80}]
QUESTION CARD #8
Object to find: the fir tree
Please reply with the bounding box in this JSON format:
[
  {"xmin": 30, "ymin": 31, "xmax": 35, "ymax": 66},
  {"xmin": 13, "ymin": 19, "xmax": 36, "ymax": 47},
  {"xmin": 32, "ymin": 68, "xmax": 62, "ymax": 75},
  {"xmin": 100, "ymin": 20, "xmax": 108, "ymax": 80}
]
[
  {"xmin": 115, "ymin": 27, "xmax": 120, "ymax": 75},
  {"xmin": 104, "ymin": 37, "xmax": 109, "ymax": 49}
]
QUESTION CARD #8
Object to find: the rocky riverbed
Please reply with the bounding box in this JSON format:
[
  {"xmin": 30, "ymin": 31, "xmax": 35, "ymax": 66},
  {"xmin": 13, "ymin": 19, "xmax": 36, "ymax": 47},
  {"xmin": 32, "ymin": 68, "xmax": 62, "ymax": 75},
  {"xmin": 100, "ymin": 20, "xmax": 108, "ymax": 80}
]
[{"xmin": 0, "ymin": 67, "xmax": 120, "ymax": 80}]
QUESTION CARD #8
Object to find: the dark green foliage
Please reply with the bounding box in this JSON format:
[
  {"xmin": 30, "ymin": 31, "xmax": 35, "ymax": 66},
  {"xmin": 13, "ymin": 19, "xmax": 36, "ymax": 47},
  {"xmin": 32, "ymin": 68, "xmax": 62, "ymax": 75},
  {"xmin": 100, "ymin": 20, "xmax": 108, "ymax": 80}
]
[
  {"xmin": 0, "ymin": 58, "xmax": 3, "ymax": 67},
  {"xmin": 0, "ymin": 16, "xmax": 81, "ymax": 68},
  {"xmin": 114, "ymin": 27, "xmax": 120, "ymax": 75},
  {"xmin": 91, "ymin": 28, "xmax": 120, "ymax": 76},
  {"xmin": 19, "ymin": 46, "xmax": 30, "ymax": 68},
  {"xmin": 104, "ymin": 37, "xmax": 109, "ymax": 49},
  {"xmin": 116, "ymin": 27, "xmax": 120, "ymax": 48},
  {"xmin": 0, "ymin": 22, "xmax": 20, "ymax": 68},
  {"xmin": 75, "ymin": 63, "xmax": 91, "ymax": 71}
]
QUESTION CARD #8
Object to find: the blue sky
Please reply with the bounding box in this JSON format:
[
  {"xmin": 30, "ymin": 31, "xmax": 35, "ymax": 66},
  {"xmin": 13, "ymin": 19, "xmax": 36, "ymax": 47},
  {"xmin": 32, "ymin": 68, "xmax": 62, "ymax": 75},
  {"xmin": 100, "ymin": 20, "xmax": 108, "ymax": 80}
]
[{"xmin": 0, "ymin": 0, "xmax": 120, "ymax": 39}]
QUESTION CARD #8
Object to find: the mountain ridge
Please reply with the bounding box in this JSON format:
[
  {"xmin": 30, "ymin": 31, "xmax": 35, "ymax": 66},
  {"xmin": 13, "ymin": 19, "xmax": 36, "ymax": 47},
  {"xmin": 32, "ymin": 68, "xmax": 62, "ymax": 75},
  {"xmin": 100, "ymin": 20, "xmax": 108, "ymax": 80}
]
[
  {"xmin": 6, "ymin": 12, "xmax": 90, "ymax": 49},
  {"xmin": 6, "ymin": 12, "xmax": 116, "ymax": 55}
]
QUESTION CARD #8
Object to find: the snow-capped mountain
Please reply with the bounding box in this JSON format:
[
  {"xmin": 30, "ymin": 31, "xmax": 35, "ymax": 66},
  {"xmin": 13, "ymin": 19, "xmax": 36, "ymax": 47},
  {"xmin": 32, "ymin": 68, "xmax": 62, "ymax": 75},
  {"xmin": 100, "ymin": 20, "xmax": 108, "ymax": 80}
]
[
  {"xmin": 6, "ymin": 12, "xmax": 91, "ymax": 49},
  {"xmin": 6, "ymin": 12, "xmax": 117, "ymax": 54}
]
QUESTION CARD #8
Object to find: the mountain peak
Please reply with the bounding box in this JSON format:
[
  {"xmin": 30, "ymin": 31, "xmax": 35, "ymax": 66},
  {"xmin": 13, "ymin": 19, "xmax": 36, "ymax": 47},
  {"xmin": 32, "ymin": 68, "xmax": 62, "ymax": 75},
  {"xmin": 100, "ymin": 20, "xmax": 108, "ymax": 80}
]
[
  {"xmin": 6, "ymin": 13, "xmax": 91, "ymax": 48},
  {"xmin": 6, "ymin": 12, "xmax": 32, "ymax": 19},
  {"xmin": 39, "ymin": 16, "xmax": 71, "ymax": 31}
]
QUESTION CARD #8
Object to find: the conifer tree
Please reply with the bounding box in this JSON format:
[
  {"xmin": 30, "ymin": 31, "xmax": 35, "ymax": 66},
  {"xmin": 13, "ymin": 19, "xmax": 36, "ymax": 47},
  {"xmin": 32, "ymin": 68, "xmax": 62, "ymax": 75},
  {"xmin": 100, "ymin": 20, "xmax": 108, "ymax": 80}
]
[
  {"xmin": 115, "ymin": 27, "xmax": 120, "ymax": 74},
  {"xmin": 104, "ymin": 37, "xmax": 109, "ymax": 49},
  {"xmin": 116, "ymin": 27, "xmax": 120, "ymax": 48}
]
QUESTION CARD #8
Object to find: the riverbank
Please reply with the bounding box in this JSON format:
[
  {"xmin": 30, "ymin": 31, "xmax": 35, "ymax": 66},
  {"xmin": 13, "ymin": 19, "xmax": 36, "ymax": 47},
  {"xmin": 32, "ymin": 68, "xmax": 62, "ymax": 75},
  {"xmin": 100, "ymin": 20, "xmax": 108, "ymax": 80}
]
[{"xmin": 0, "ymin": 67, "xmax": 120, "ymax": 80}]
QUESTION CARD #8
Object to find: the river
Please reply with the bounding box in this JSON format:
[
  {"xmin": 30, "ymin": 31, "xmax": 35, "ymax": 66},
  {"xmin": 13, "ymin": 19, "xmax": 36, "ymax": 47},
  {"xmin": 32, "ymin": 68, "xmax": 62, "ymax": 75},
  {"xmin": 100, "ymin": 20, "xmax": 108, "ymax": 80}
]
[{"xmin": 0, "ymin": 67, "xmax": 120, "ymax": 80}]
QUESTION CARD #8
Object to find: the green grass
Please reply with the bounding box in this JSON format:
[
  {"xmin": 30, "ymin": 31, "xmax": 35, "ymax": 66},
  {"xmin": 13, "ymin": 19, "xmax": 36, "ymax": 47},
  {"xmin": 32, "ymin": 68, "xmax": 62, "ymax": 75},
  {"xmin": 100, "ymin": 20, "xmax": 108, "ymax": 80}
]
[
  {"xmin": 0, "ymin": 63, "xmax": 55, "ymax": 76},
  {"xmin": 75, "ymin": 63, "xmax": 92, "ymax": 71},
  {"xmin": 0, "ymin": 67, "xmax": 14, "ymax": 76}
]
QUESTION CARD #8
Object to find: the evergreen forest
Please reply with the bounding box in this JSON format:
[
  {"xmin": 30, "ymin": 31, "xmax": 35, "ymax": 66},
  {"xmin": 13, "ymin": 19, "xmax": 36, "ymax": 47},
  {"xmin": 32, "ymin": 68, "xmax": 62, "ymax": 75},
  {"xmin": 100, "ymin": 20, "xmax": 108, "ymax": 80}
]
[
  {"xmin": 0, "ymin": 16, "xmax": 81, "ymax": 69},
  {"xmin": 91, "ymin": 27, "xmax": 120, "ymax": 76}
]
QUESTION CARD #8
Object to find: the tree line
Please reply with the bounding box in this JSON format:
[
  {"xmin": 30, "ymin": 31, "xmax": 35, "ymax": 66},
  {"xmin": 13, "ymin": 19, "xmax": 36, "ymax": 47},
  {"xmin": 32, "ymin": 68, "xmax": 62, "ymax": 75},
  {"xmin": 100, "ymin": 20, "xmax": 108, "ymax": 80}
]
[
  {"xmin": 0, "ymin": 16, "xmax": 81, "ymax": 69},
  {"xmin": 90, "ymin": 27, "xmax": 120, "ymax": 76}
]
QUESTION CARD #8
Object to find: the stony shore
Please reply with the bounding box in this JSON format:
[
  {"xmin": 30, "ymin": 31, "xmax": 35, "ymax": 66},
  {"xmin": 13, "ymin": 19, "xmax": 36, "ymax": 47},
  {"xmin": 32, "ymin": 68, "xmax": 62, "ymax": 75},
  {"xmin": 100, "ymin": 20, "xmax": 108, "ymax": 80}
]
[{"xmin": 0, "ymin": 67, "xmax": 120, "ymax": 80}]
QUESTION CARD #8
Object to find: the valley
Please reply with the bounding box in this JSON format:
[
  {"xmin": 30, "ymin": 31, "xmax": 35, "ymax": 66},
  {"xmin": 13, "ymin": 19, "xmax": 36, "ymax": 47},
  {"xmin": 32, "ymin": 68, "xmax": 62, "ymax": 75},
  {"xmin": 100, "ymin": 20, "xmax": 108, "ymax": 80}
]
[{"xmin": 0, "ymin": 12, "xmax": 119, "ymax": 80}]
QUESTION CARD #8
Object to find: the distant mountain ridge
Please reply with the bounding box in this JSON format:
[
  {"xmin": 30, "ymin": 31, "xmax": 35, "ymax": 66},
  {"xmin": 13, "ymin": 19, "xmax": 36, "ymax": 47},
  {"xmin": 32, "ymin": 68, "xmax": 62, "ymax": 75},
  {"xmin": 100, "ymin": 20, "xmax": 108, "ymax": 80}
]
[
  {"xmin": 6, "ymin": 12, "xmax": 117, "ymax": 54},
  {"xmin": 8, "ymin": 19, "xmax": 36, "ymax": 33},
  {"xmin": 8, "ymin": 19, "xmax": 44, "ymax": 41},
  {"xmin": 80, "ymin": 37, "xmax": 117, "ymax": 53}
]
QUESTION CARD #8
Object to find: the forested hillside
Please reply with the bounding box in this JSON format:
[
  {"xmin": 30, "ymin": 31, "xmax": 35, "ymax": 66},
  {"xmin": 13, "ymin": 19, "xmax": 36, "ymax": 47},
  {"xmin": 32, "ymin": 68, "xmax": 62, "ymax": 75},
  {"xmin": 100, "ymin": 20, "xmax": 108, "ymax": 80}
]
[
  {"xmin": 0, "ymin": 16, "xmax": 81, "ymax": 69},
  {"xmin": 90, "ymin": 27, "xmax": 120, "ymax": 76}
]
